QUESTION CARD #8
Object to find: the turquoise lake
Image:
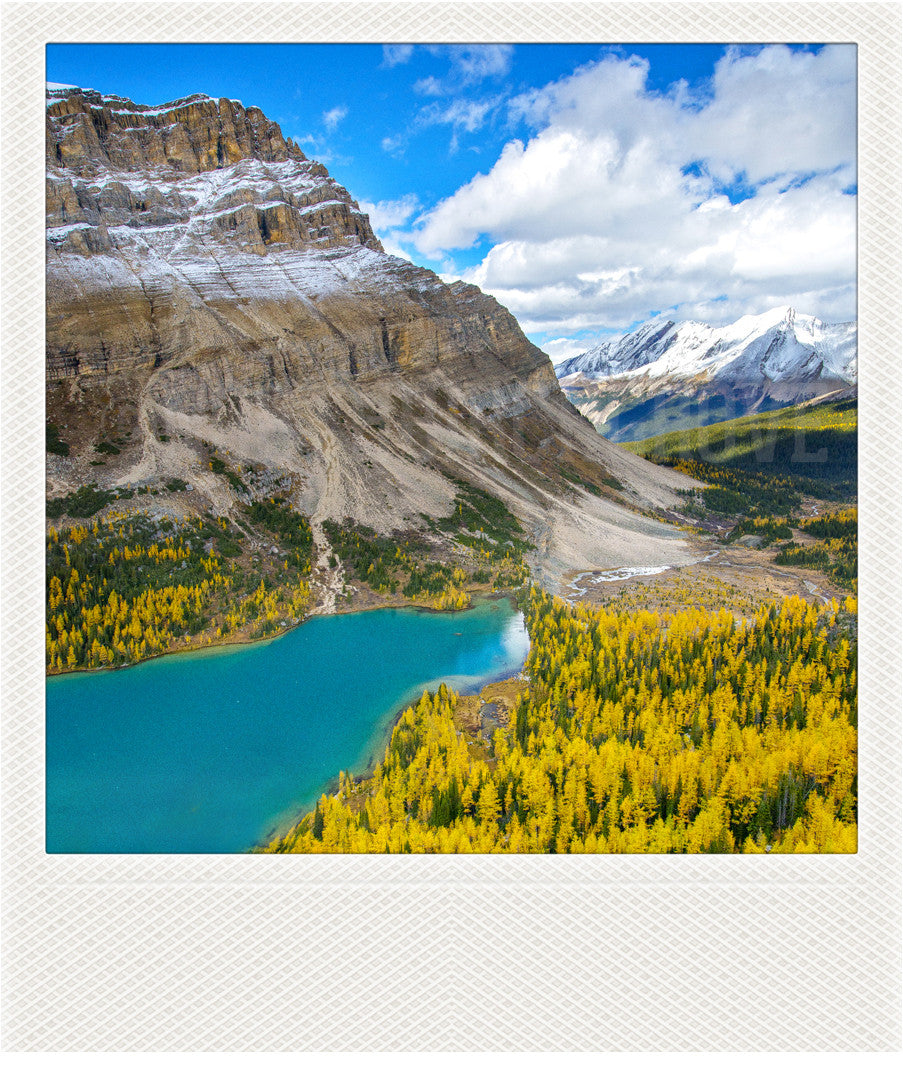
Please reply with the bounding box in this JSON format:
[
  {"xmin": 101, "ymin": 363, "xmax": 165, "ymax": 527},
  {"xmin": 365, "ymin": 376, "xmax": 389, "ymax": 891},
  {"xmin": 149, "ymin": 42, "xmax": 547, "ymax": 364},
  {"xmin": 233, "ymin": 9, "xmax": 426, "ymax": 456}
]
[{"xmin": 46, "ymin": 597, "xmax": 528, "ymax": 854}]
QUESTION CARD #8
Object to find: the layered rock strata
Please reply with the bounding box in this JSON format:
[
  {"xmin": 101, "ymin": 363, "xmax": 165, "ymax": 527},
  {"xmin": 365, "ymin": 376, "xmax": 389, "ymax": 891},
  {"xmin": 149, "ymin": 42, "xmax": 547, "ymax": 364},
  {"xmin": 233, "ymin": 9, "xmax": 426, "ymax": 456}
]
[{"xmin": 46, "ymin": 85, "xmax": 698, "ymax": 588}]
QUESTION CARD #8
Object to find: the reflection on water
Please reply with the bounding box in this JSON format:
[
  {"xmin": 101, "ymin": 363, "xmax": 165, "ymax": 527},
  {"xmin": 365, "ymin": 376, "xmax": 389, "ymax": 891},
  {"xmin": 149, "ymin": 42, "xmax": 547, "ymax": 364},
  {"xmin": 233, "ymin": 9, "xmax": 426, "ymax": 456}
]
[{"xmin": 500, "ymin": 612, "xmax": 531, "ymax": 663}]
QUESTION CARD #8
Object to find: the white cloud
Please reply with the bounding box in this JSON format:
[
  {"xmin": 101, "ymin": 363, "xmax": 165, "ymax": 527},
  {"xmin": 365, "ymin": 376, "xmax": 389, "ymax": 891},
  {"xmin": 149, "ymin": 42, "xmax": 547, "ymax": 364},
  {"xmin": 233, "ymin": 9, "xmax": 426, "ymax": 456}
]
[
  {"xmin": 404, "ymin": 46, "xmax": 856, "ymax": 334},
  {"xmin": 416, "ymin": 95, "xmax": 503, "ymax": 152},
  {"xmin": 381, "ymin": 46, "xmax": 515, "ymax": 160},
  {"xmin": 413, "ymin": 75, "xmax": 444, "ymax": 97},
  {"xmin": 423, "ymin": 97, "xmax": 498, "ymax": 134},
  {"xmin": 415, "ymin": 45, "xmax": 514, "ymax": 96},
  {"xmin": 446, "ymin": 44, "xmax": 513, "ymax": 82},
  {"xmin": 322, "ymin": 105, "xmax": 348, "ymax": 131},
  {"xmin": 378, "ymin": 236, "xmax": 415, "ymax": 263},
  {"xmin": 359, "ymin": 195, "xmax": 421, "ymax": 231},
  {"xmin": 381, "ymin": 44, "xmax": 513, "ymax": 83},
  {"xmin": 291, "ymin": 132, "xmax": 342, "ymax": 166},
  {"xmin": 695, "ymin": 45, "xmax": 857, "ymax": 185},
  {"xmin": 540, "ymin": 336, "xmax": 608, "ymax": 365},
  {"xmin": 382, "ymin": 44, "xmax": 414, "ymax": 67},
  {"xmin": 359, "ymin": 196, "xmax": 421, "ymax": 262},
  {"xmin": 382, "ymin": 91, "xmax": 503, "ymax": 160},
  {"xmin": 381, "ymin": 133, "xmax": 405, "ymax": 157}
]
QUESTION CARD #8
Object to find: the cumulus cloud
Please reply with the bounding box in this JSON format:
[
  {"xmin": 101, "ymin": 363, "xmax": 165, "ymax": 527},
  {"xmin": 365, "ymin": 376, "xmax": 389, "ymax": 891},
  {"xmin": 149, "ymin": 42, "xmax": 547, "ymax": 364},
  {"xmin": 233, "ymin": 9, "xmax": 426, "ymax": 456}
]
[
  {"xmin": 406, "ymin": 46, "xmax": 856, "ymax": 334},
  {"xmin": 693, "ymin": 45, "xmax": 857, "ymax": 185},
  {"xmin": 322, "ymin": 105, "xmax": 348, "ymax": 130}
]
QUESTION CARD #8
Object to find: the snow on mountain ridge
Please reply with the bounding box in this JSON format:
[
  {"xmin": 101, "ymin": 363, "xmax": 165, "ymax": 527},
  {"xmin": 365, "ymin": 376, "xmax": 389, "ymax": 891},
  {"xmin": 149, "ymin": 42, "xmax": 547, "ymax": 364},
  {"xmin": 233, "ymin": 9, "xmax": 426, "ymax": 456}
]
[
  {"xmin": 46, "ymin": 115, "xmax": 380, "ymax": 265},
  {"xmin": 47, "ymin": 83, "xmax": 217, "ymax": 110},
  {"xmin": 557, "ymin": 307, "xmax": 857, "ymax": 387}
]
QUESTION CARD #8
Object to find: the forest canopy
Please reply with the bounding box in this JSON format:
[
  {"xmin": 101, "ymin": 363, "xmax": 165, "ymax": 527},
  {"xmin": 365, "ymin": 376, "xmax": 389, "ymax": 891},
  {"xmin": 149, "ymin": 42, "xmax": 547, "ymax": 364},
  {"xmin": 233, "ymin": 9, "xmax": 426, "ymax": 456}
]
[{"xmin": 269, "ymin": 588, "xmax": 857, "ymax": 854}]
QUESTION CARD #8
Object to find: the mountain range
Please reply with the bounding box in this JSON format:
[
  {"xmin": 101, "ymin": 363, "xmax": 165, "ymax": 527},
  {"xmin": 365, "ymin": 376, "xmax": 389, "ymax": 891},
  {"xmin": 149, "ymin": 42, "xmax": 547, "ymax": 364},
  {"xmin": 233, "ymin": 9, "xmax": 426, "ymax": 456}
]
[
  {"xmin": 45, "ymin": 84, "xmax": 697, "ymax": 588},
  {"xmin": 556, "ymin": 308, "xmax": 857, "ymax": 443}
]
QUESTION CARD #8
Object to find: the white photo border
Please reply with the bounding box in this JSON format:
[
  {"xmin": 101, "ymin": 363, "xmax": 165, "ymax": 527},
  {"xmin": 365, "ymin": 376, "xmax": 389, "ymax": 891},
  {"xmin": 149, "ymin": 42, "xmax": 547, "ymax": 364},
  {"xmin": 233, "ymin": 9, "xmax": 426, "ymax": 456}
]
[{"xmin": 2, "ymin": 1, "xmax": 900, "ymax": 1052}]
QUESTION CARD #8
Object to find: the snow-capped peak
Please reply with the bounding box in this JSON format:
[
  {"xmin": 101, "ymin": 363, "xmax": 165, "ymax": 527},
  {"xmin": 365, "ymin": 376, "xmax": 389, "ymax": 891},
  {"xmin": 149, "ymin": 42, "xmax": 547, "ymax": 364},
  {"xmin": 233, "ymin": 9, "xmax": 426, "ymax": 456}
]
[{"xmin": 556, "ymin": 307, "xmax": 857, "ymax": 387}]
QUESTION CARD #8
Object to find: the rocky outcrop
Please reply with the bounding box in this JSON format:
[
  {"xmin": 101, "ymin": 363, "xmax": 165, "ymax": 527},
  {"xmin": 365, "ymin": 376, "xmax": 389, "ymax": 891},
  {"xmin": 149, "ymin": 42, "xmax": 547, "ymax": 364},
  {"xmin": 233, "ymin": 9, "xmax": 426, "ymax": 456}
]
[
  {"xmin": 46, "ymin": 88, "xmax": 306, "ymax": 174},
  {"xmin": 45, "ymin": 85, "xmax": 699, "ymax": 586},
  {"xmin": 45, "ymin": 87, "xmax": 555, "ymax": 399}
]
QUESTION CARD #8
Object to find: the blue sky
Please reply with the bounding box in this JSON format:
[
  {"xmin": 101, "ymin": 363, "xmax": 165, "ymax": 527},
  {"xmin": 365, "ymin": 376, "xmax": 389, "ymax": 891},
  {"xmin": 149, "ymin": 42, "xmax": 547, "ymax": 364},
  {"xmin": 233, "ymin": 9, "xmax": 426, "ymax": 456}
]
[{"xmin": 47, "ymin": 43, "xmax": 857, "ymax": 360}]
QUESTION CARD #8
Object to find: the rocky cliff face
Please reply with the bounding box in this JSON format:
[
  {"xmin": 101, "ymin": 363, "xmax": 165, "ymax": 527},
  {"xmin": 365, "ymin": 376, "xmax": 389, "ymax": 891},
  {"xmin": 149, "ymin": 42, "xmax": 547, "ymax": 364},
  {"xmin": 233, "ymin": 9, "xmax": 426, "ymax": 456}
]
[{"xmin": 46, "ymin": 85, "xmax": 697, "ymax": 587}]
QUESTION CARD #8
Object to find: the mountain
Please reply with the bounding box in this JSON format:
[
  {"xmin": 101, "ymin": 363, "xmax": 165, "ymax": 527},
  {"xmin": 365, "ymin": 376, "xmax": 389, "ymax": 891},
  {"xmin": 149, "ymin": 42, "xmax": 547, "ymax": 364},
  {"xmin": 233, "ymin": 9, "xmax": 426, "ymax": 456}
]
[
  {"xmin": 624, "ymin": 396, "xmax": 858, "ymax": 496},
  {"xmin": 45, "ymin": 85, "xmax": 698, "ymax": 588},
  {"xmin": 556, "ymin": 308, "xmax": 857, "ymax": 443}
]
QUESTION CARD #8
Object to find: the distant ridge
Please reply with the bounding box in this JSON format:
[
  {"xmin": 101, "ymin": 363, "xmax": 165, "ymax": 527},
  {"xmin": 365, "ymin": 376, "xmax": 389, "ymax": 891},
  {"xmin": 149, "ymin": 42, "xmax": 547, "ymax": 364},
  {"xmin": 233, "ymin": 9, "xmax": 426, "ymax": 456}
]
[{"xmin": 557, "ymin": 307, "xmax": 857, "ymax": 443}]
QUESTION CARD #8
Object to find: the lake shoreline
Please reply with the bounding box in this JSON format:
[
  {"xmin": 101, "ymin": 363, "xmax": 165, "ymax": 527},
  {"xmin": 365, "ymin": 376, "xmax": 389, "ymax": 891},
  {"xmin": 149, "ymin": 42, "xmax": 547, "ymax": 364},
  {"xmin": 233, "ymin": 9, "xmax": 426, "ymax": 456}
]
[
  {"xmin": 253, "ymin": 655, "xmax": 530, "ymax": 853},
  {"xmin": 47, "ymin": 593, "xmax": 530, "ymax": 854},
  {"xmin": 46, "ymin": 587, "xmax": 521, "ymax": 680},
  {"xmin": 249, "ymin": 593, "xmax": 528, "ymax": 851}
]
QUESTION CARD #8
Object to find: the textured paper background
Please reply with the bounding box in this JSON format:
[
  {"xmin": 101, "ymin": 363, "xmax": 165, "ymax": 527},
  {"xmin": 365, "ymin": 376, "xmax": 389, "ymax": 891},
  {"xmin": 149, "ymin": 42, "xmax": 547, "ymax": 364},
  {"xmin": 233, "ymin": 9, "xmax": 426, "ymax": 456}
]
[{"xmin": 2, "ymin": 1, "xmax": 900, "ymax": 1052}]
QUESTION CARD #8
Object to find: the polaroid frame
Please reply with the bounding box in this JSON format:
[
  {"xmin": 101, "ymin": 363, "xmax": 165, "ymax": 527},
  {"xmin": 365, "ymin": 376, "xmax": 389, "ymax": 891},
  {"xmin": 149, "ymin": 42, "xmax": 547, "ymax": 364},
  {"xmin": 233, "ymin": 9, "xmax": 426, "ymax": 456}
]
[{"xmin": 2, "ymin": 1, "xmax": 900, "ymax": 1052}]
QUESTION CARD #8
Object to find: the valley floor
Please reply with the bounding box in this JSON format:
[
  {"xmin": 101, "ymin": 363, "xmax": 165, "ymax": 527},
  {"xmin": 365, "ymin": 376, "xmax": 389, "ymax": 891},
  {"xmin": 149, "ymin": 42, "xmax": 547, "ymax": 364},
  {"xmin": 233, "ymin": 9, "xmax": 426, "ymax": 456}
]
[{"xmin": 560, "ymin": 539, "xmax": 846, "ymax": 618}]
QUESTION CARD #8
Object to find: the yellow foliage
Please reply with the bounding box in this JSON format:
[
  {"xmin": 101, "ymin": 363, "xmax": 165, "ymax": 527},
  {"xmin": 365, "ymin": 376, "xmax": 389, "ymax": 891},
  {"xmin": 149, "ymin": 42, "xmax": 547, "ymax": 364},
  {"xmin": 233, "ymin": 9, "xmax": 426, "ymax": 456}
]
[{"xmin": 273, "ymin": 590, "xmax": 856, "ymax": 855}]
